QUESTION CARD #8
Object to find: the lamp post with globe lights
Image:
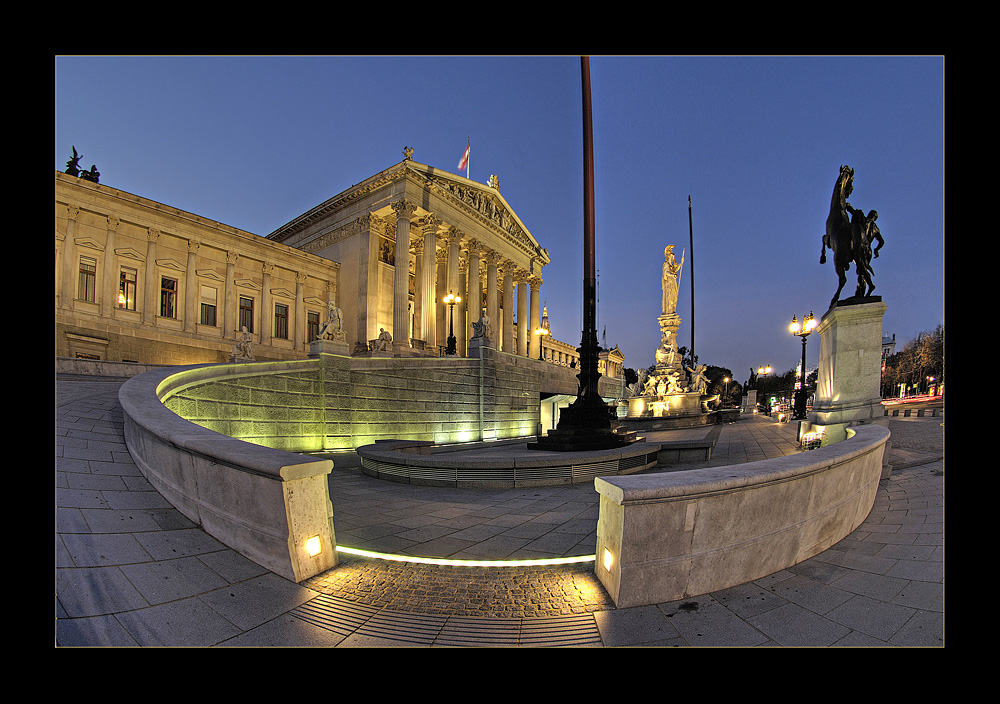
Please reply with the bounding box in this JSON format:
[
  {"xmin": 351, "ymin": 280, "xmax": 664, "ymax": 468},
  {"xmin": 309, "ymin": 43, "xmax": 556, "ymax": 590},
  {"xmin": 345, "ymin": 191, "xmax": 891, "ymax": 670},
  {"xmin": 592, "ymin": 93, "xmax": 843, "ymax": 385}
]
[
  {"xmin": 444, "ymin": 291, "xmax": 461, "ymax": 356},
  {"xmin": 789, "ymin": 312, "xmax": 817, "ymax": 420}
]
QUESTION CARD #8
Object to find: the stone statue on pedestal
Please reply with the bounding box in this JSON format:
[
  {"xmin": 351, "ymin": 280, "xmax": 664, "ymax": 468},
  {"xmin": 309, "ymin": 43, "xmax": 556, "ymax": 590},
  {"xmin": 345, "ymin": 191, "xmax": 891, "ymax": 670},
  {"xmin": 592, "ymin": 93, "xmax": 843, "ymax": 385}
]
[
  {"xmin": 661, "ymin": 245, "xmax": 685, "ymax": 316},
  {"xmin": 230, "ymin": 326, "xmax": 255, "ymax": 362},
  {"xmin": 471, "ymin": 312, "xmax": 492, "ymax": 340},
  {"xmin": 317, "ymin": 301, "xmax": 345, "ymax": 342},
  {"xmin": 374, "ymin": 328, "xmax": 392, "ymax": 352}
]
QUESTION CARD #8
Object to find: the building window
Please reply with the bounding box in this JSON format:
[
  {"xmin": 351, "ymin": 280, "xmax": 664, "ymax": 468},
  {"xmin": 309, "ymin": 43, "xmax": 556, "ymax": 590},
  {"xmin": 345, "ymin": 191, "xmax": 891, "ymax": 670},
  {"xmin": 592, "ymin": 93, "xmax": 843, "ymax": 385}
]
[
  {"xmin": 200, "ymin": 285, "xmax": 217, "ymax": 326},
  {"xmin": 78, "ymin": 256, "xmax": 96, "ymax": 302},
  {"xmin": 160, "ymin": 277, "xmax": 177, "ymax": 318},
  {"xmin": 118, "ymin": 267, "xmax": 137, "ymax": 310},
  {"xmin": 274, "ymin": 303, "xmax": 289, "ymax": 339},
  {"xmin": 239, "ymin": 296, "xmax": 254, "ymax": 333},
  {"xmin": 308, "ymin": 311, "xmax": 320, "ymax": 341}
]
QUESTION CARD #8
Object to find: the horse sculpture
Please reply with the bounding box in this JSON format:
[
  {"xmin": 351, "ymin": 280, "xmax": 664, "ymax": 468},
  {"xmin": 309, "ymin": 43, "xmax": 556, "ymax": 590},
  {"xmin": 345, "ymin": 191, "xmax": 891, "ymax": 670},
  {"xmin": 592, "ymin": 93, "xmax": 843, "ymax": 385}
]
[{"xmin": 820, "ymin": 164, "xmax": 875, "ymax": 308}]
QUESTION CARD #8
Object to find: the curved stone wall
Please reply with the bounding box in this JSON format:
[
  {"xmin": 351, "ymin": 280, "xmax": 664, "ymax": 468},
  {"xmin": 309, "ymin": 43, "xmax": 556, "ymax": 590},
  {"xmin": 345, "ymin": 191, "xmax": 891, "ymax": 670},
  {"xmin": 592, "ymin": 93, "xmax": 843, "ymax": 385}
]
[
  {"xmin": 593, "ymin": 423, "xmax": 889, "ymax": 608},
  {"xmin": 119, "ymin": 365, "xmax": 338, "ymax": 583}
]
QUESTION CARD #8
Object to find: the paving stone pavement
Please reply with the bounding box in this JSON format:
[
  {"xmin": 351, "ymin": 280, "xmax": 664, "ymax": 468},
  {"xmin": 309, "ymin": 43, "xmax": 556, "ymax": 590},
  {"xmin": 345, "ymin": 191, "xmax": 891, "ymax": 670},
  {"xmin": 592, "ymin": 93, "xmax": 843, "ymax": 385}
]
[{"xmin": 56, "ymin": 375, "xmax": 944, "ymax": 647}]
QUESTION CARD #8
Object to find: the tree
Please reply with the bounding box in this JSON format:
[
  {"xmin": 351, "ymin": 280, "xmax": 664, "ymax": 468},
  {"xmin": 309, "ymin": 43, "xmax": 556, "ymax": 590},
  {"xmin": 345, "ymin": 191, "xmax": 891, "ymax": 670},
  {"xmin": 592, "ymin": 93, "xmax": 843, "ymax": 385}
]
[
  {"xmin": 882, "ymin": 325, "xmax": 944, "ymax": 397},
  {"xmin": 623, "ymin": 367, "xmax": 639, "ymax": 387}
]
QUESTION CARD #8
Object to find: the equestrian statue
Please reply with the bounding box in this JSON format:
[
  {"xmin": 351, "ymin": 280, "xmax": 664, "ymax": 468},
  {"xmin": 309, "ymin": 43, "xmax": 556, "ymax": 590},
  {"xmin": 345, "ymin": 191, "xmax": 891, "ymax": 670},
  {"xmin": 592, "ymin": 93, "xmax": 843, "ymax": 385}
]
[{"xmin": 820, "ymin": 165, "xmax": 884, "ymax": 309}]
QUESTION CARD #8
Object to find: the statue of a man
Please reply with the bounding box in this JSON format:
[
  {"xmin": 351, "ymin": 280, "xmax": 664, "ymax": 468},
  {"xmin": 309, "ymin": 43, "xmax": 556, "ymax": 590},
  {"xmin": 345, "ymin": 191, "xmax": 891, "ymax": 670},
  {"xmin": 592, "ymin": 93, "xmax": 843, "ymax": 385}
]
[
  {"xmin": 471, "ymin": 312, "xmax": 492, "ymax": 340},
  {"xmin": 661, "ymin": 245, "xmax": 685, "ymax": 316},
  {"xmin": 375, "ymin": 328, "xmax": 392, "ymax": 351},
  {"xmin": 317, "ymin": 300, "xmax": 344, "ymax": 340},
  {"xmin": 231, "ymin": 326, "xmax": 255, "ymax": 361}
]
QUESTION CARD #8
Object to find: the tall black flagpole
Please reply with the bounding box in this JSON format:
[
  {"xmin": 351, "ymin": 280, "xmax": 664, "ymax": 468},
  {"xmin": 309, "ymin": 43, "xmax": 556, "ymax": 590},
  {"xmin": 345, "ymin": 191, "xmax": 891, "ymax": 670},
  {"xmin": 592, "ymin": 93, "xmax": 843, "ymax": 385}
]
[
  {"xmin": 688, "ymin": 195, "xmax": 695, "ymax": 364},
  {"xmin": 530, "ymin": 56, "xmax": 634, "ymax": 451}
]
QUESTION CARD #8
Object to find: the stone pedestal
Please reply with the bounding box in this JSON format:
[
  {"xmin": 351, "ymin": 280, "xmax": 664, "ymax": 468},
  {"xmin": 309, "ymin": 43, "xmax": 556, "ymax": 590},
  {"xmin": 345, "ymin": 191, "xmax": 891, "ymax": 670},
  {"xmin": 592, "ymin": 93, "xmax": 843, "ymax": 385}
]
[
  {"xmin": 654, "ymin": 313, "xmax": 683, "ymax": 373},
  {"xmin": 467, "ymin": 335, "xmax": 494, "ymax": 359},
  {"xmin": 807, "ymin": 298, "xmax": 892, "ymax": 475},
  {"xmin": 308, "ymin": 338, "xmax": 350, "ymax": 357},
  {"xmin": 627, "ymin": 391, "xmax": 703, "ymax": 419}
]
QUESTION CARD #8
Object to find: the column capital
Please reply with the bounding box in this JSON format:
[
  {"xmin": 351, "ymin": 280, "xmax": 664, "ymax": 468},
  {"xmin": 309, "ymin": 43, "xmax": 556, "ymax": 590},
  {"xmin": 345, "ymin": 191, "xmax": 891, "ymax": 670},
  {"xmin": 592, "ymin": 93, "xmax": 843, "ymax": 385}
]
[
  {"xmin": 392, "ymin": 199, "xmax": 417, "ymax": 220},
  {"xmin": 446, "ymin": 226, "xmax": 464, "ymax": 246},
  {"xmin": 529, "ymin": 276, "xmax": 542, "ymax": 291},
  {"xmin": 486, "ymin": 249, "xmax": 503, "ymax": 266},
  {"xmin": 107, "ymin": 216, "xmax": 120, "ymax": 232},
  {"xmin": 465, "ymin": 238, "xmax": 483, "ymax": 256},
  {"xmin": 226, "ymin": 251, "xmax": 239, "ymax": 265},
  {"xmin": 147, "ymin": 227, "xmax": 161, "ymax": 243},
  {"xmin": 417, "ymin": 214, "xmax": 442, "ymax": 232},
  {"xmin": 187, "ymin": 241, "xmax": 200, "ymax": 255}
]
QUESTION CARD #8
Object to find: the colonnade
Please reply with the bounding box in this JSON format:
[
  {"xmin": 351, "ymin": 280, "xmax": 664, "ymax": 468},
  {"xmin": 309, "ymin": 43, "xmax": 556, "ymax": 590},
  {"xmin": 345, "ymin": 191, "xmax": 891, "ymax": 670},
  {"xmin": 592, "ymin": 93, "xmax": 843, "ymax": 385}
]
[{"xmin": 390, "ymin": 199, "xmax": 543, "ymax": 358}]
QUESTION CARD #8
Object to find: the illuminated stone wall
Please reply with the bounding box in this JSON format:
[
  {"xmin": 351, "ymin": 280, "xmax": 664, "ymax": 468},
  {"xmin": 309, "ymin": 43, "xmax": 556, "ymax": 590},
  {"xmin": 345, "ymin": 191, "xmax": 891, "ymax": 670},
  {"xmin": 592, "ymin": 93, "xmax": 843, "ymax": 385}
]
[{"xmin": 161, "ymin": 348, "xmax": 546, "ymax": 453}]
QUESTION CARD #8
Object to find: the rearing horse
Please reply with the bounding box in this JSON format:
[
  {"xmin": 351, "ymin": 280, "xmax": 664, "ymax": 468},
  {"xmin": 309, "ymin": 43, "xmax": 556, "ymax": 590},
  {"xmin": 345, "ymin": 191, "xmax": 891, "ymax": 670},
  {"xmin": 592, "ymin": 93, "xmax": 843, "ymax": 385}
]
[{"xmin": 820, "ymin": 164, "xmax": 866, "ymax": 308}]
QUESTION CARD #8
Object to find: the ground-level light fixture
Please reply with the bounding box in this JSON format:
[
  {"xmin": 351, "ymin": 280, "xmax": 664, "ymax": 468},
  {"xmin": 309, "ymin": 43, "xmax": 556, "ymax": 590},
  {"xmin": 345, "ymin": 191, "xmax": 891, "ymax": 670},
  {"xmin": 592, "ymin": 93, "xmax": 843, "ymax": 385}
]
[{"xmin": 305, "ymin": 535, "xmax": 322, "ymax": 557}]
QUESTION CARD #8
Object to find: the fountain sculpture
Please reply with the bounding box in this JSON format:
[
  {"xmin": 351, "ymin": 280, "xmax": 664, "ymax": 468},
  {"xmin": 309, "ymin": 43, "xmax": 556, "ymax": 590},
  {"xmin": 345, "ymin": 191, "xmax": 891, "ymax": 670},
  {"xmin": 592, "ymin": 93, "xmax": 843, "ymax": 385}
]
[{"xmin": 624, "ymin": 245, "xmax": 719, "ymax": 425}]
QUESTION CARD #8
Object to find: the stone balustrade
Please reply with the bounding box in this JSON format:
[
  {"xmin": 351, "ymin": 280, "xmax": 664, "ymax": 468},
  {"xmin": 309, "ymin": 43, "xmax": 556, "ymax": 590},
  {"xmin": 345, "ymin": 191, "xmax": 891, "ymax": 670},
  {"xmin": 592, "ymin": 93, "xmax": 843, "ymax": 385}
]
[
  {"xmin": 594, "ymin": 423, "xmax": 890, "ymax": 608},
  {"xmin": 118, "ymin": 365, "xmax": 338, "ymax": 583}
]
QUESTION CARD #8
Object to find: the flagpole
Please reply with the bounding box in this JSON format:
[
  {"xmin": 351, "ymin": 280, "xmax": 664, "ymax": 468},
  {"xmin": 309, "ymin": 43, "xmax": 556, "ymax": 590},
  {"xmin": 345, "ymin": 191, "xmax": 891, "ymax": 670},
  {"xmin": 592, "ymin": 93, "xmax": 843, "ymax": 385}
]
[
  {"xmin": 688, "ymin": 194, "xmax": 695, "ymax": 364},
  {"xmin": 465, "ymin": 137, "xmax": 470, "ymax": 179}
]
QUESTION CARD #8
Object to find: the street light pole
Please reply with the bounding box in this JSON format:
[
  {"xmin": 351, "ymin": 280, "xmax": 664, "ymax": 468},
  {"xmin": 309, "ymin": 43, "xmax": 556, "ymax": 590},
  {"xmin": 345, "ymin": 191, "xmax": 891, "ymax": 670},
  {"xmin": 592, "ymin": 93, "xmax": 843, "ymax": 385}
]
[
  {"xmin": 444, "ymin": 291, "xmax": 461, "ymax": 356},
  {"xmin": 789, "ymin": 312, "xmax": 816, "ymax": 420},
  {"xmin": 535, "ymin": 327, "xmax": 549, "ymax": 361}
]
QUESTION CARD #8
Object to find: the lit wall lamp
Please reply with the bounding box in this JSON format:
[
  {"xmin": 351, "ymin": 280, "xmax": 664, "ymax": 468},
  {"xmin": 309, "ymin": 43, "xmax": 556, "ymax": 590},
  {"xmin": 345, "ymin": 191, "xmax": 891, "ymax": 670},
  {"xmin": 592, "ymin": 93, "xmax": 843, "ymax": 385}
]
[
  {"xmin": 306, "ymin": 535, "xmax": 322, "ymax": 557},
  {"xmin": 603, "ymin": 547, "xmax": 614, "ymax": 572}
]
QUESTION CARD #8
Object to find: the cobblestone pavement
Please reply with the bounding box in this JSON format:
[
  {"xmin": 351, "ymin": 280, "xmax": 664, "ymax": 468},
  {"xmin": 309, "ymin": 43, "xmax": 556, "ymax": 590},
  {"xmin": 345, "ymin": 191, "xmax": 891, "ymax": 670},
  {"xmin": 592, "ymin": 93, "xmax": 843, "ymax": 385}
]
[{"xmin": 56, "ymin": 375, "xmax": 943, "ymax": 646}]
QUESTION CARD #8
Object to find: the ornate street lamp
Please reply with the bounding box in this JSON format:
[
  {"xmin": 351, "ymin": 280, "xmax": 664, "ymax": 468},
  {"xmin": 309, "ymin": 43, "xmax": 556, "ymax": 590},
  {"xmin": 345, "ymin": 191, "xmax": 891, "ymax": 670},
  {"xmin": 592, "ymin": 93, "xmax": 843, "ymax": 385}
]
[
  {"xmin": 756, "ymin": 365, "xmax": 772, "ymax": 415},
  {"xmin": 535, "ymin": 326, "xmax": 549, "ymax": 361},
  {"xmin": 723, "ymin": 377, "xmax": 730, "ymax": 407},
  {"xmin": 789, "ymin": 311, "xmax": 817, "ymax": 420},
  {"xmin": 444, "ymin": 291, "xmax": 461, "ymax": 356}
]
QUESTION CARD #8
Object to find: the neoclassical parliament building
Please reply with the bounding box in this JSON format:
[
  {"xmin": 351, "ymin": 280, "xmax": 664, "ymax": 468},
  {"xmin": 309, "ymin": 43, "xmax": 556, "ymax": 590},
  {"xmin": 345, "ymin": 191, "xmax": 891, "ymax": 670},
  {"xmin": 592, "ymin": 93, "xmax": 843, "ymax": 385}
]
[{"xmin": 55, "ymin": 156, "xmax": 625, "ymax": 379}]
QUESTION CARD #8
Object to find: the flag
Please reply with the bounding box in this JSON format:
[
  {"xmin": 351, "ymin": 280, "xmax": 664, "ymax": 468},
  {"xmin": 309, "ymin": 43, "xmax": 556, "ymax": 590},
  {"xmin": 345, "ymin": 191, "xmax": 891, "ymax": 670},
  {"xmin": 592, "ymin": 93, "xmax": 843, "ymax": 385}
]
[{"xmin": 458, "ymin": 143, "xmax": 470, "ymax": 171}]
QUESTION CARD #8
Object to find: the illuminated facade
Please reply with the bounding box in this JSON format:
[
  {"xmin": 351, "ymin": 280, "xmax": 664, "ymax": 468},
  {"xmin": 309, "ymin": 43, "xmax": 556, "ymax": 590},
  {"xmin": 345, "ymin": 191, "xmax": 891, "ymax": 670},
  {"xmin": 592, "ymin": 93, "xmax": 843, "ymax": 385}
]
[
  {"xmin": 55, "ymin": 172, "xmax": 339, "ymax": 365},
  {"xmin": 267, "ymin": 157, "xmax": 550, "ymax": 358},
  {"xmin": 55, "ymin": 157, "xmax": 554, "ymax": 365}
]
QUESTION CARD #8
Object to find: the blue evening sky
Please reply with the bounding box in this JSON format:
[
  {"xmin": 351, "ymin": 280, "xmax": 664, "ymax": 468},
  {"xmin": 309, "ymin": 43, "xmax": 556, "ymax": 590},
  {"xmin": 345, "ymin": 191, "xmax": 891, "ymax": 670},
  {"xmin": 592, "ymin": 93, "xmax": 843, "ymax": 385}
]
[{"xmin": 55, "ymin": 56, "xmax": 944, "ymax": 385}]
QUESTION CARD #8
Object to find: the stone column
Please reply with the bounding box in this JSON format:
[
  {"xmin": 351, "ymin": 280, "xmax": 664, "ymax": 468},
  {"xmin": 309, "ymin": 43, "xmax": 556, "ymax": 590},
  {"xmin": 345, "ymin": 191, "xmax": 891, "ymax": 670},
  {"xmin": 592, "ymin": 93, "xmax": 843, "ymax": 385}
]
[
  {"xmin": 435, "ymin": 247, "xmax": 448, "ymax": 350},
  {"xmin": 466, "ymin": 240, "xmax": 483, "ymax": 330},
  {"xmin": 516, "ymin": 269, "xmax": 529, "ymax": 356},
  {"xmin": 458, "ymin": 255, "xmax": 469, "ymax": 356},
  {"xmin": 446, "ymin": 228, "xmax": 462, "ymax": 300},
  {"xmin": 528, "ymin": 276, "xmax": 542, "ymax": 359},
  {"xmin": 260, "ymin": 263, "xmax": 273, "ymax": 347},
  {"xmin": 142, "ymin": 228, "xmax": 160, "ymax": 325},
  {"xmin": 392, "ymin": 200, "xmax": 416, "ymax": 352},
  {"xmin": 184, "ymin": 242, "xmax": 199, "ymax": 333},
  {"xmin": 356, "ymin": 214, "xmax": 379, "ymax": 350},
  {"xmin": 223, "ymin": 251, "xmax": 237, "ymax": 337},
  {"xmin": 486, "ymin": 250, "xmax": 500, "ymax": 341},
  {"xmin": 419, "ymin": 218, "xmax": 440, "ymax": 348},
  {"xmin": 294, "ymin": 273, "xmax": 306, "ymax": 351},
  {"xmin": 60, "ymin": 206, "xmax": 79, "ymax": 309},
  {"xmin": 101, "ymin": 216, "xmax": 120, "ymax": 317},
  {"xmin": 502, "ymin": 261, "xmax": 514, "ymax": 353}
]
